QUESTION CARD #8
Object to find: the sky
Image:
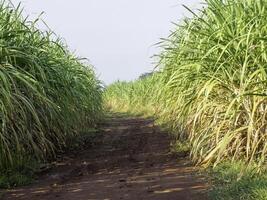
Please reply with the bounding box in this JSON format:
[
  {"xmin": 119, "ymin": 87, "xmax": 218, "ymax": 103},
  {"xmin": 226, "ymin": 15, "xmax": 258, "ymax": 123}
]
[{"xmin": 11, "ymin": 0, "xmax": 202, "ymax": 84}]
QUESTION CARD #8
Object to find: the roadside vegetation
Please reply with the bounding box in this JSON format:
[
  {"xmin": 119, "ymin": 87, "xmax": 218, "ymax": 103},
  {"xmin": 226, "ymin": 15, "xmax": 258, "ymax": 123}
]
[
  {"xmin": 0, "ymin": 1, "xmax": 103, "ymax": 188},
  {"xmin": 2, "ymin": 0, "xmax": 267, "ymax": 198},
  {"xmin": 209, "ymin": 162, "xmax": 267, "ymax": 200},
  {"xmin": 105, "ymin": 0, "xmax": 267, "ymax": 199}
]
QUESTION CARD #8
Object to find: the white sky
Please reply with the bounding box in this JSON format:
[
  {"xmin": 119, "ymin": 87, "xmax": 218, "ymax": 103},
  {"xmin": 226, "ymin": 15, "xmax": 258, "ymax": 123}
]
[{"xmin": 11, "ymin": 0, "xmax": 202, "ymax": 84}]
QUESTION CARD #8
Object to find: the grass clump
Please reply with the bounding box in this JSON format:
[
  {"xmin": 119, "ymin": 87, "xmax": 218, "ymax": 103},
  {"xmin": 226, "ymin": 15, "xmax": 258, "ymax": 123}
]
[
  {"xmin": 209, "ymin": 162, "xmax": 267, "ymax": 200},
  {"xmin": 0, "ymin": 170, "xmax": 34, "ymax": 188},
  {"xmin": 0, "ymin": 155, "xmax": 38, "ymax": 188},
  {"xmin": 170, "ymin": 140, "xmax": 190, "ymax": 154},
  {"xmin": 0, "ymin": 0, "xmax": 103, "ymax": 184}
]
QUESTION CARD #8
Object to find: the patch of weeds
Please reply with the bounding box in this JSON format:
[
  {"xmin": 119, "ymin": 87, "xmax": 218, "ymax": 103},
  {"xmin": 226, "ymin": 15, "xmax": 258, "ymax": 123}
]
[
  {"xmin": 209, "ymin": 161, "xmax": 267, "ymax": 200},
  {"xmin": 0, "ymin": 156, "xmax": 39, "ymax": 188},
  {"xmin": 0, "ymin": 172, "xmax": 33, "ymax": 188},
  {"xmin": 170, "ymin": 140, "xmax": 190, "ymax": 157}
]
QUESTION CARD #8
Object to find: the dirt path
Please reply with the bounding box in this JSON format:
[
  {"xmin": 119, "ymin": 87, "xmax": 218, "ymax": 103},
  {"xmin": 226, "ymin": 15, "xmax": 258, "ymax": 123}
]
[{"xmin": 3, "ymin": 116, "xmax": 208, "ymax": 200}]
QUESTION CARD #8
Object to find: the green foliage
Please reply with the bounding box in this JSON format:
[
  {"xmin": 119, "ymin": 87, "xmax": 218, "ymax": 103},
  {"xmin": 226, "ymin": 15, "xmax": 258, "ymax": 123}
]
[
  {"xmin": 0, "ymin": 171, "xmax": 33, "ymax": 188},
  {"xmin": 0, "ymin": 155, "xmax": 38, "ymax": 188},
  {"xmin": 105, "ymin": 0, "xmax": 267, "ymax": 168},
  {"xmin": 170, "ymin": 140, "xmax": 190, "ymax": 154},
  {"xmin": 104, "ymin": 74, "xmax": 162, "ymax": 116},
  {"xmin": 159, "ymin": 0, "xmax": 267, "ymax": 167},
  {"xmin": 209, "ymin": 162, "xmax": 267, "ymax": 200},
  {"xmin": 0, "ymin": 1, "xmax": 103, "ymax": 171}
]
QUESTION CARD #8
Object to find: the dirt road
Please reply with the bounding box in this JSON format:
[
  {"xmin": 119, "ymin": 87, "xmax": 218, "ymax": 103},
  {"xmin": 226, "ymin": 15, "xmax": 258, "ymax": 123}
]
[{"xmin": 3, "ymin": 116, "xmax": 208, "ymax": 200}]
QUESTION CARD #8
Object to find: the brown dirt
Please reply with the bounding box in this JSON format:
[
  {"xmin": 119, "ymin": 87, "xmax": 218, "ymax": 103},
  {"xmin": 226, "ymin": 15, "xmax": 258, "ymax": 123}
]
[{"xmin": 2, "ymin": 116, "xmax": 208, "ymax": 200}]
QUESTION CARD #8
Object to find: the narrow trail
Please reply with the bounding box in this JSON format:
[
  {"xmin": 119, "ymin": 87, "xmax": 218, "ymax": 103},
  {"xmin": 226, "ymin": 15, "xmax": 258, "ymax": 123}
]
[{"xmin": 3, "ymin": 116, "xmax": 208, "ymax": 200}]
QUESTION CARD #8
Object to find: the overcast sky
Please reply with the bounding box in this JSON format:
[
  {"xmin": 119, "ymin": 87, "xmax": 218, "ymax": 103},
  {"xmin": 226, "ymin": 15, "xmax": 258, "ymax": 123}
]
[{"xmin": 11, "ymin": 0, "xmax": 202, "ymax": 84}]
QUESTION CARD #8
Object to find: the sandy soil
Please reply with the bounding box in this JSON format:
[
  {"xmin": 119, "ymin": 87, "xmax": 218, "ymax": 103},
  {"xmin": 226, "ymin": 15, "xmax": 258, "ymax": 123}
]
[{"xmin": 2, "ymin": 116, "xmax": 208, "ymax": 200}]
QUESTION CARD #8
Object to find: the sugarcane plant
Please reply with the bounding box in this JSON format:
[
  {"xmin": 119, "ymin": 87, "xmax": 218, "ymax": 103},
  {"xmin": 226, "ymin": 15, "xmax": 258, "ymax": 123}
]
[{"xmin": 0, "ymin": 1, "xmax": 103, "ymax": 170}]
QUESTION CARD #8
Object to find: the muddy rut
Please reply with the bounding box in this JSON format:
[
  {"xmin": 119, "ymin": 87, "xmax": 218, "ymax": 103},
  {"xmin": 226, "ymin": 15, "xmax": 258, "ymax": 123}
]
[{"xmin": 3, "ymin": 116, "xmax": 208, "ymax": 200}]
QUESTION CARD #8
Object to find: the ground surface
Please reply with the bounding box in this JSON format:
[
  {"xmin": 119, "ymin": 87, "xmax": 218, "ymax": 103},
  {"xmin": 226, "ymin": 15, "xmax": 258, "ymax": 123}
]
[{"xmin": 2, "ymin": 116, "xmax": 208, "ymax": 200}]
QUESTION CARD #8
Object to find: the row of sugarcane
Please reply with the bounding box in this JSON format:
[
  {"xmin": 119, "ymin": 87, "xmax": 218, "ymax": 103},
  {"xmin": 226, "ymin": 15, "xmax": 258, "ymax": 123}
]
[
  {"xmin": 0, "ymin": 2, "xmax": 103, "ymax": 170},
  {"xmin": 105, "ymin": 0, "xmax": 267, "ymax": 168}
]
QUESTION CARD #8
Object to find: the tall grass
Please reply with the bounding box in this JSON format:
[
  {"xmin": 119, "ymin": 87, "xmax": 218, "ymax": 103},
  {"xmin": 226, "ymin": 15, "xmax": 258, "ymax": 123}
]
[
  {"xmin": 105, "ymin": 74, "xmax": 161, "ymax": 115},
  {"xmin": 0, "ymin": 1, "xmax": 102, "ymax": 170},
  {"xmin": 105, "ymin": 0, "xmax": 267, "ymax": 168}
]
